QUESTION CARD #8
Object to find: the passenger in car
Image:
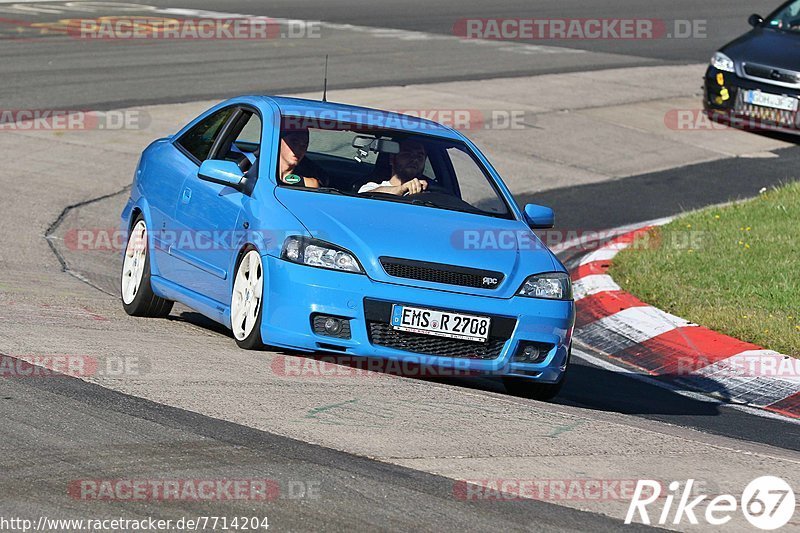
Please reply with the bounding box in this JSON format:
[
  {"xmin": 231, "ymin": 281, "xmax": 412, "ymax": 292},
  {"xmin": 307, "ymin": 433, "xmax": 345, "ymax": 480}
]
[
  {"xmin": 358, "ymin": 140, "xmax": 428, "ymax": 196},
  {"xmin": 279, "ymin": 128, "xmax": 320, "ymax": 188}
]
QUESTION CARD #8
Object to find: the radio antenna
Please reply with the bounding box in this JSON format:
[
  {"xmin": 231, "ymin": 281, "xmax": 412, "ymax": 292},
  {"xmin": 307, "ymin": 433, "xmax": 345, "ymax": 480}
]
[{"xmin": 322, "ymin": 55, "xmax": 329, "ymax": 102}]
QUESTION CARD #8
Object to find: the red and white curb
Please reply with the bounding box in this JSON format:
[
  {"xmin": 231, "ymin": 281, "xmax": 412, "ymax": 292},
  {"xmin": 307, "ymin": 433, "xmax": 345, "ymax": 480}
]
[{"xmin": 569, "ymin": 224, "xmax": 800, "ymax": 420}]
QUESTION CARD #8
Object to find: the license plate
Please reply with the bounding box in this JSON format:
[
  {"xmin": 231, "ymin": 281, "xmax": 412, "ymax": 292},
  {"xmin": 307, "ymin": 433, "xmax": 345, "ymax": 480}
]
[
  {"xmin": 744, "ymin": 90, "xmax": 798, "ymax": 112},
  {"xmin": 390, "ymin": 305, "xmax": 491, "ymax": 343}
]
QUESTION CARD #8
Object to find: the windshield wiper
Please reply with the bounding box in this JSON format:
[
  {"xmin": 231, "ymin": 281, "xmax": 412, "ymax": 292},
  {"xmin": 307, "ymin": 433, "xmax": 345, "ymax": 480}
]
[
  {"xmin": 363, "ymin": 192, "xmax": 506, "ymax": 218},
  {"xmin": 306, "ymin": 186, "xmax": 353, "ymax": 196},
  {"xmin": 410, "ymin": 198, "xmax": 485, "ymax": 216}
]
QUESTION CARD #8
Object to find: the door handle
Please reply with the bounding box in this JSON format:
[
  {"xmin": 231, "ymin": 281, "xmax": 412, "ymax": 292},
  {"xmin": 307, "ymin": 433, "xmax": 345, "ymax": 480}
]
[{"xmin": 181, "ymin": 188, "xmax": 192, "ymax": 204}]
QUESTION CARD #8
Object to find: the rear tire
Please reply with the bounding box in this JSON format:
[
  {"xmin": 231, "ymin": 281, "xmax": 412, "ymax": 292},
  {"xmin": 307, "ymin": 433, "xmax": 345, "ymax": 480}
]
[{"xmin": 120, "ymin": 216, "xmax": 173, "ymax": 318}]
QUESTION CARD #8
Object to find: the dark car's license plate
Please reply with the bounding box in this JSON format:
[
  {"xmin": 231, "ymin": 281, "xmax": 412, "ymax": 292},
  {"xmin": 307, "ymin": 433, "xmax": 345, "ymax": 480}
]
[{"xmin": 744, "ymin": 90, "xmax": 798, "ymax": 111}]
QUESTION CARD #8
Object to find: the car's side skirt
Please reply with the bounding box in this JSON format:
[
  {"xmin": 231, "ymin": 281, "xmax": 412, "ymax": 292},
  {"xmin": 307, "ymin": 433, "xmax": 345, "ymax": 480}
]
[{"xmin": 150, "ymin": 275, "xmax": 231, "ymax": 329}]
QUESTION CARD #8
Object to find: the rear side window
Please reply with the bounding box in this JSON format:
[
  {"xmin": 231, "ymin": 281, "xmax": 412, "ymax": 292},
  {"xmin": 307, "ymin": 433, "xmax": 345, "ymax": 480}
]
[{"xmin": 177, "ymin": 107, "xmax": 234, "ymax": 162}]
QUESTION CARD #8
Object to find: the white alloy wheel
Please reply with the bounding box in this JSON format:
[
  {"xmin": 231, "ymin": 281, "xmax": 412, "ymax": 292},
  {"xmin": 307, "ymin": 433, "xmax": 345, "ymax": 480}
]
[
  {"xmin": 121, "ymin": 220, "xmax": 148, "ymax": 305},
  {"xmin": 231, "ymin": 250, "xmax": 264, "ymax": 341}
]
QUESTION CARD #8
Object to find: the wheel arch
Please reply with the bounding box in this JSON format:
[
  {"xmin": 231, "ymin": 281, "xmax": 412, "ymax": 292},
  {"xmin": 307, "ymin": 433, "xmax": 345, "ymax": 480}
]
[
  {"xmin": 124, "ymin": 199, "xmax": 164, "ymax": 279},
  {"xmin": 231, "ymin": 242, "xmax": 264, "ymax": 290}
]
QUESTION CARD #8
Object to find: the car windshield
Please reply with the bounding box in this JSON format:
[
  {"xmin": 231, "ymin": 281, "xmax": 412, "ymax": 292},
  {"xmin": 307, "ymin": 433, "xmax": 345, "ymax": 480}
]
[
  {"xmin": 765, "ymin": 0, "xmax": 800, "ymax": 31},
  {"xmin": 276, "ymin": 117, "xmax": 512, "ymax": 219}
]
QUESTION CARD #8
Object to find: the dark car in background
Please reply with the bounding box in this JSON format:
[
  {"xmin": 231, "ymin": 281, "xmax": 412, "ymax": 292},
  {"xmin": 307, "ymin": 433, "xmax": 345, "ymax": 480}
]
[{"xmin": 704, "ymin": 0, "xmax": 800, "ymax": 133}]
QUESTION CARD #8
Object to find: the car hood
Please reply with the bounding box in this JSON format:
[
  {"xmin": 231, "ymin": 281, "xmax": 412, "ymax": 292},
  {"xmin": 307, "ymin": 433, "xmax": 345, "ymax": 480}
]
[
  {"xmin": 275, "ymin": 187, "xmax": 560, "ymax": 298},
  {"xmin": 722, "ymin": 28, "xmax": 800, "ymax": 71}
]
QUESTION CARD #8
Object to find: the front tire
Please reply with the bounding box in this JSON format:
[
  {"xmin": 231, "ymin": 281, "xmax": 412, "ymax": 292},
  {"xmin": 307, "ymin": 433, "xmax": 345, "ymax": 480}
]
[
  {"xmin": 503, "ymin": 348, "xmax": 570, "ymax": 401},
  {"xmin": 121, "ymin": 216, "xmax": 173, "ymax": 318},
  {"xmin": 230, "ymin": 248, "xmax": 265, "ymax": 350},
  {"xmin": 503, "ymin": 375, "xmax": 565, "ymax": 401}
]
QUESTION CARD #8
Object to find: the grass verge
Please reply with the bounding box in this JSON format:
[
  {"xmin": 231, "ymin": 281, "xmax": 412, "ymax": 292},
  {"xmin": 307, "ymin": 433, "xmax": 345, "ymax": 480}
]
[{"xmin": 609, "ymin": 181, "xmax": 799, "ymax": 357}]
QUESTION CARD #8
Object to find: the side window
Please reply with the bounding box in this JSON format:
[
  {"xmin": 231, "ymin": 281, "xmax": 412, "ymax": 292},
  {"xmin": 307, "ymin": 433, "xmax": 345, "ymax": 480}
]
[
  {"xmin": 177, "ymin": 107, "xmax": 234, "ymax": 162},
  {"xmin": 233, "ymin": 113, "xmax": 262, "ymax": 153},
  {"xmin": 422, "ymin": 158, "xmax": 435, "ymax": 179}
]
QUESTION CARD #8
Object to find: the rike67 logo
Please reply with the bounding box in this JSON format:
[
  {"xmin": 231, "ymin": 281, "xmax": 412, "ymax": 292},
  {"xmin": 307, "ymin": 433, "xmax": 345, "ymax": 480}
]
[{"xmin": 626, "ymin": 477, "xmax": 795, "ymax": 529}]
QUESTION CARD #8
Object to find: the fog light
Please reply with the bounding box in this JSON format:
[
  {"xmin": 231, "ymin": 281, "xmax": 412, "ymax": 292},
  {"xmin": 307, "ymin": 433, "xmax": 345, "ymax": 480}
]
[
  {"xmin": 311, "ymin": 314, "xmax": 352, "ymax": 339},
  {"xmin": 523, "ymin": 345, "xmax": 539, "ymax": 359},
  {"xmin": 324, "ymin": 317, "xmax": 342, "ymax": 335},
  {"xmin": 513, "ymin": 342, "xmax": 552, "ymax": 364}
]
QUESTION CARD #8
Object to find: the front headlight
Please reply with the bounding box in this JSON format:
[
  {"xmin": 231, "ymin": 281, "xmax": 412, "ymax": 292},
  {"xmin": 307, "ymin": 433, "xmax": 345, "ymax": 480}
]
[
  {"xmin": 711, "ymin": 52, "xmax": 735, "ymax": 73},
  {"xmin": 281, "ymin": 236, "xmax": 363, "ymax": 273},
  {"xmin": 517, "ymin": 272, "xmax": 572, "ymax": 300}
]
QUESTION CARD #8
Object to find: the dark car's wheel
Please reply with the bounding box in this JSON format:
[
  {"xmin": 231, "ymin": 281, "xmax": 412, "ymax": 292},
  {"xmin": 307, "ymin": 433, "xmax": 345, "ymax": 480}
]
[
  {"xmin": 121, "ymin": 215, "xmax": 173, "ymax": 318},
  {"xmin": 503, "ymin": 348, "xmax": 570, "ymax": 401},
  {"xmin": 230, "ymin": 247, "xmax": 265, "ymax": 350}
]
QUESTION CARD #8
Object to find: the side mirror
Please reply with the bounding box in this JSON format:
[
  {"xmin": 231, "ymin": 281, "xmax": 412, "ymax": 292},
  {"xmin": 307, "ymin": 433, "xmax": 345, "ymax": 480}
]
[
  {"xmin": 198, "ymin": 160, "xmax": 244, "ymax": 189},
  {"xmin": 523, "ymin": 204, "xmax": 554, "ymax": 229},
  {"xmin": 748, "ymin": 14, "xmax": 763, "ymax": 27}
]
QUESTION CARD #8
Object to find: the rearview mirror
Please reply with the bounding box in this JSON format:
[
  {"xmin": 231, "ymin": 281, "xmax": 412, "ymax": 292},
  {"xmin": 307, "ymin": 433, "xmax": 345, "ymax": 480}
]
[
  {"xmin": 748, "ymin": 14, "xmax": 763, "ymax": 27},
  {"xmin": 370, "ymin": 138, "xmax": 400, "ymax": 154},
  {"xmin": 524, "ymin": 204, "xmax": 554, "ymax": 229},
  {"xmin": 351, "ymin": 135, "xmax": 400, "ymax": 154},
  {"xmin": 198, "ymin": 160, "xmax": 244, "ymax": 189}
]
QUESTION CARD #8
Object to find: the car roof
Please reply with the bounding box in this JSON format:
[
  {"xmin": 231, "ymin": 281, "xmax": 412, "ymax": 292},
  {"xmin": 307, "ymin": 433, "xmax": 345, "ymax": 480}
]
[{"xmin": 259, "ymin": 95, "xmax": 463, "ymax": 140}]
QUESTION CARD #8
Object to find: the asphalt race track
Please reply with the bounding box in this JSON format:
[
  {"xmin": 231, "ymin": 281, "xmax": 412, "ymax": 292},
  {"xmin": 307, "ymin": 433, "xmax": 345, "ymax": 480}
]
[
  {"xmin": 0, "ymin": 0, "xmax": 785, "ymax": 108},
  {"xmin": 1, "ymin": 1, "xmax": 800, "ymax": 531}
]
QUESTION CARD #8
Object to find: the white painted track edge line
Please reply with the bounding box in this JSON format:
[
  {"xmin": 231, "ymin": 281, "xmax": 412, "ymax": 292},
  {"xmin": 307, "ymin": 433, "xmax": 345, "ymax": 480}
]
[{"xmin": 572, "ymin": 347, "xmax": 800, "ymax": 425}]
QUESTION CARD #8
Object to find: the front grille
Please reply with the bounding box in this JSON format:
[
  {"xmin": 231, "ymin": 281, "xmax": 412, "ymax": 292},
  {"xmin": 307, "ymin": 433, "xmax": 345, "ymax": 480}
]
[
  {"xmin": 380, "ymin": 257, "xmax": 503, "ymax": 289},
  {"xmin": 367, "ymin": 322, "xmax": 506, "ymax": 359},
  {"xmin": 742, "ymin": 63, "xmax": 800, "ymax": 87}
]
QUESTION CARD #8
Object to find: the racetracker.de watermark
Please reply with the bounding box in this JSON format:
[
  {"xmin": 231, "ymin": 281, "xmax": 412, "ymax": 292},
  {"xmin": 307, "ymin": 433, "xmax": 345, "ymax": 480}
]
[
  {"xmin": 451, "ymin": 229, "xmax": 706, "ymax": 252},
  {"xmin": 666, "ymin": 109, "xmax": 800, "ymax": 132},
  {"xmin": 0, "ymin": 16, "xmax": 320, "ymax": 40},
  {"xmin": 66, "ymin": 228, "xmax": 282, "ymax": 252},
  {"xmin": 676, "ymin": 353, "xmax": 800, "ymax": 378},
  {"xmin": 0, "ymin": 355, "xmax": 149, "ymax": 378},
  {"xmin": 271, "ymin": 355, "xmax": 483, "ymax": 379},
  {"xmin": 68, "ymin": 479, "xmax": 320, "ymax": 501},
  {"xmin": 454, "ymin": 479, "xmax": 646, "ymax": 501},
  {"xmin": 453, "ymin": 18, "xmax": 707, "ymax": 40},
  {"xmin": 67, "ymin": 17, "xmax": 319, "ymax": 40},
  {"xmin": 281, "ymin": 109, "xmax": 532, "ymax": 131},
  {"xmin": 0, "ymin": 110, "xmax": 149, "ymax": 131},
  {"xmin": 391, "ymin": 109, "xmax": 530, "ymax": 130}
]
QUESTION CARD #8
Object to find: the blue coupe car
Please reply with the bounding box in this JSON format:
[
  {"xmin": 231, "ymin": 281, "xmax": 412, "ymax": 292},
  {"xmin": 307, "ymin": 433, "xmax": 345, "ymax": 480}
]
[{"xmin": 120, "ymin": 96, "xmax": 574, "ymax": 399}]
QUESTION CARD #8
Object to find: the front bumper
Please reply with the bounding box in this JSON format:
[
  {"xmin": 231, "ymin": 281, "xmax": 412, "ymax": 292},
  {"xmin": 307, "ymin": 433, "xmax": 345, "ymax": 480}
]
[
  {"xmin": 703, "ymin": 66, "xmax": 800, "ymax": 134},
  {"xmin": 261, "ymin": 256, "xmax": 574, "ymax": 382}
]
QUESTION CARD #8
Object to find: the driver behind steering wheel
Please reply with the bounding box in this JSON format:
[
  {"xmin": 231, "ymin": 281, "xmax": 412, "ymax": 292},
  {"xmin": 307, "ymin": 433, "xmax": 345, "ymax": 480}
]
[{"xmin": 358, "ymin": 140, "xmax": 428, "ymax": 196}]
